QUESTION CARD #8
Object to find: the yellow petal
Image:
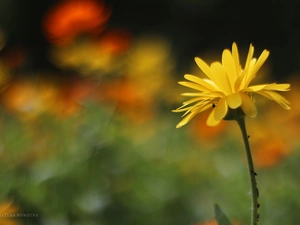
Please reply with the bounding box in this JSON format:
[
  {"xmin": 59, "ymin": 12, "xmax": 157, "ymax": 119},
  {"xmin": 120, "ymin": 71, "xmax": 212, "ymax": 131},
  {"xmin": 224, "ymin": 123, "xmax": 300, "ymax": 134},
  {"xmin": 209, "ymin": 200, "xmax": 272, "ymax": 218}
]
[
  {"xmin": 234, "ymin": 70, "xmax": 246, "ymax": 92},
  {"xmin": 194, "ymin": 57, "xmax": 214, "ymax": 79},
  {"xmin": 232, "ymin": 42, "xmax": 240, "ymax": 77},
  {"xmin": 181, "ymin": 102, "xmax": 212, "ymax": 117},
  {"xmin": 210, "ymin": 62, "xmax": 232, "ymax": 95},
  {"xmin": 244, "ymin": 84, "xmax": 269, "ymax": 92},
  {"xmin": 182, "ymin": 97, "xmax": 204, "ymax": 106},
  {"xmin": 181, "ymin": 93, "xmax": 203, "ymax": 96},
  {"xmin": 206, "ymin": 109, "xmax": 221, "ymax": 126},
  {"xmin": 244, "ymin": 50, "xmax": 269, "ymax": 87},
  {"xmin": 250, "ymin": 50, "xmax": 269, "ymax": 77},
  {"xmin": 176, "ymin": 111, "xmax": 198, "ymax": 128},
  {"xmin": 256, "ymin": 90, "xmax": 291, "ymax": 110},
  {"xmin": 214, "ymin": 97, "xmax": 228, "ymax": 120},
  {"xmin": 178, "ymin": 81, "xmax": 209, "ymax": 92},
  {"xmin": 174, "ymin": 103, "xmax": 212, "ymax": 127},
  {"xmin": 240, "ymin": 92, "xmax": 257, "ymax": 118},
  {"xmin": 244, "ymin": 44, "xmax": 254, "ymax": 71},
  {"xmin": 202, "ymin": 78, "xmax": 222, "ymax": 92},
  {"xmin": 172, "ymin": 107, "xmax": 192, "ymax": 113},
  {"xmin": 245, "ymin": 83, "xmax": 291, "ymax": 92},
  {"xmin": 227, "ymin": 92, "xmax": 242, "ymax": 109},
  {"xmin": 262, "ymin": 83, "xmax": 290, "ymax": 91},
  {"xmin": 184, "ymin": 74, "xmax": 216, "ymax": 91},
  {"xmin": 240, "ymin": 58, "xmax": 256, "ymax": 88},
  {"xmin": 222, "ymin": 49, "xmax": 236, "ymax": 88}
]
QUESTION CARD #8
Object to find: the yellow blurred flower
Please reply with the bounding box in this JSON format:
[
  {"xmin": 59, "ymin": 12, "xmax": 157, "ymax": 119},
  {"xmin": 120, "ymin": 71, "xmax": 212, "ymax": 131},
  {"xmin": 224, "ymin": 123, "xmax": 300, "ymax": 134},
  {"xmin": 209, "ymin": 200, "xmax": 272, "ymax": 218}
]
[
  {"xmin": 125, "ymin": 36, "xmax": 175, "ymax": 97},
  {"xmin": 50, "ymin": 30, "xmax": 130, "ymax": 75},
  {"xmin": 0, "ymin": 76, "xmax": 99, "ymax": 119},
  {"xmin": 0, "ymin": 200, "xmax": 19, "ymax": 225},
  {"xmin": 173, "ymin": 42, "xmax": 290, "ymax": 128}
]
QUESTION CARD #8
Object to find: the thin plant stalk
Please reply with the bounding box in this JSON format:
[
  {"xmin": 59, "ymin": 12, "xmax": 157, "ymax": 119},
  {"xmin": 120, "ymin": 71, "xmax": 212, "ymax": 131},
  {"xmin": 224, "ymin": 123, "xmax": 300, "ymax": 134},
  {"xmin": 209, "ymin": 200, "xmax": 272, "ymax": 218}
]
[{"xmin": 236, "ymin": 117, "xmax": 259, "ymax": 225}]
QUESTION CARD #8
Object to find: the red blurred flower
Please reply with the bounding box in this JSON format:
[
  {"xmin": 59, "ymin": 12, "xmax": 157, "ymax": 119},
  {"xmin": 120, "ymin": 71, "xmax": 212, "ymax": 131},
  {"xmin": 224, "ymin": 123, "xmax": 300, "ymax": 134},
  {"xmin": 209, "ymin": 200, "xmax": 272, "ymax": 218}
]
[
  {"xmin": 2, "ymin": 47, "xmax": 27, "ymax": 68},
  {"xmin": 43, "ymin": 0, "xmax": 111, "ymax": 46},
  {"xmin": 97, "ymin": 29, "xmax": 132, "ymax": 55},
  {"xmin": 55, "ymin": 77, "xmax": 97, "ymax": 116}
]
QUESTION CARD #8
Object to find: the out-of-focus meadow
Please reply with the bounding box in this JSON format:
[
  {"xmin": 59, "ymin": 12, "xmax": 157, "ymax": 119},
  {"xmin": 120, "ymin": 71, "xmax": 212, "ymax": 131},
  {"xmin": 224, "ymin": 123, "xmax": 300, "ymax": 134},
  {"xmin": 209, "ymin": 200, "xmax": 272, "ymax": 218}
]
[{"xmin": 0, "ymin": 0, "xmax": 299, "ymax": 224}]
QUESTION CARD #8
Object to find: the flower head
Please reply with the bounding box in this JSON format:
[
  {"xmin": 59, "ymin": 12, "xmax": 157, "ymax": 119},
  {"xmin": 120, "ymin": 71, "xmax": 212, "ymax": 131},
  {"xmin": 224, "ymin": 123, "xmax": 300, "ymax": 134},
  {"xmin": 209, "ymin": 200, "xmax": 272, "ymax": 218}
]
[{"xmin": 173, "ymin": 42, "xmax": 290, "ymax": 128}]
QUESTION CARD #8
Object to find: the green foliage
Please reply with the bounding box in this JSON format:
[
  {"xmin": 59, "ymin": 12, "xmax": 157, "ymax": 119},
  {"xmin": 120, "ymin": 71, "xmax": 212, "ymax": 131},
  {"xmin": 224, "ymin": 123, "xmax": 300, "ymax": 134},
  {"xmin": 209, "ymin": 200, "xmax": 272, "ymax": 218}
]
[{"xmin": 0, "ymin": 102, "xmax": 299, "ymax": 225}]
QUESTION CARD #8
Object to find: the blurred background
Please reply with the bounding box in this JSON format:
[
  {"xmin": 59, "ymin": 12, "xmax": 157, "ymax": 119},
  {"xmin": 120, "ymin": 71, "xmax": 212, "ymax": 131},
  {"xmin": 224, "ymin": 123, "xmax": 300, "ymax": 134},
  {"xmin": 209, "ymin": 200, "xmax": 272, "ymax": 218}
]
[{"xmin": 0, "ymin": 0, "xmax": 299, "ymax": 224}]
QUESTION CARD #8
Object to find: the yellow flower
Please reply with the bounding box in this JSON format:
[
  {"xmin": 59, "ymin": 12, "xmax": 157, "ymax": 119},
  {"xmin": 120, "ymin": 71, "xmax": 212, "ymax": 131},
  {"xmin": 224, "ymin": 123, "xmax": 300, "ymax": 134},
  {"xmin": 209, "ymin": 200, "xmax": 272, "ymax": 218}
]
[{"xmin": 173, "ymin": 42, "xmax": 291, "ymax": 128}]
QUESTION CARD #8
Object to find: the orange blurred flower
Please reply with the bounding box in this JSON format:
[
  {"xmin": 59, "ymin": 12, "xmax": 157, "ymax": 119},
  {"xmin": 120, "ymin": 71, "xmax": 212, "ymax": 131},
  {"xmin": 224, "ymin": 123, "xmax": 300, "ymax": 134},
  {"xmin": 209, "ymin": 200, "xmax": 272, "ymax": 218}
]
[
  {"xmin": 55, "ymin": 77, "xmax": 97, "ymax": 117},
  {"xmin": 252, "ymin": 137, "xmax": 289, "ymax": 168},
  {"xmin": 245, "ymin": 103, "xmax": 292, "ymax": 168},
  {"xmin": 196, "ymin": 220, "xmax": 216, "ymax": 225},
  {"xmin": 243, "ymin": 74, "xmax": 297, "ymax": 168},
  {"xmin": 0, "ymin": 200, "xmax": 20, "ymax": 225},
  {"xmin": 280, "ymin": 74, "xmax": 300, "ymax": 145},
  {"xmin": 191, "ymin": 110, "xmax": 227, "ymax": 142},
  {"xmin": 43, "ymin": 0, "xmax": 111, "ymax": 45},
  {"xmin": 0, "ymin": 76, "xmax": 99, "ymax": 119},
  {"xmin": 98, "ymin": 78, "xmax": 154, "ymax": 123},
  {"xmin": 1, "ymin": 77, "xmax": 59, "ymax": 120},
  {"xmin": 195, "ymin": 219, "xmax": 241, "ymax": 225}
]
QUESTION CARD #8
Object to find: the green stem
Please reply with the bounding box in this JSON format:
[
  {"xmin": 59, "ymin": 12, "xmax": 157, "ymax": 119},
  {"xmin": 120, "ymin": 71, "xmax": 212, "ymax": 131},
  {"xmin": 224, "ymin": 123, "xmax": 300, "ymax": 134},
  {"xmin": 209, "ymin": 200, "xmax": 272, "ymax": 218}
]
[{"xmin": 236, "ymin": 117, "xmax": 259, "ymax": 225}]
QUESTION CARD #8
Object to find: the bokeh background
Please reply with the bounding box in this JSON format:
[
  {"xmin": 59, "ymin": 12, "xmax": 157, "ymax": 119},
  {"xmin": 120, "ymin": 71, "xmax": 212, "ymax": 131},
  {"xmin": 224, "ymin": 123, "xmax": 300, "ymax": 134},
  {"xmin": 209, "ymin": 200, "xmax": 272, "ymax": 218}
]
[{"xmin": 0, "ymin": 0, "xmax": 299, "ymax": 224}]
